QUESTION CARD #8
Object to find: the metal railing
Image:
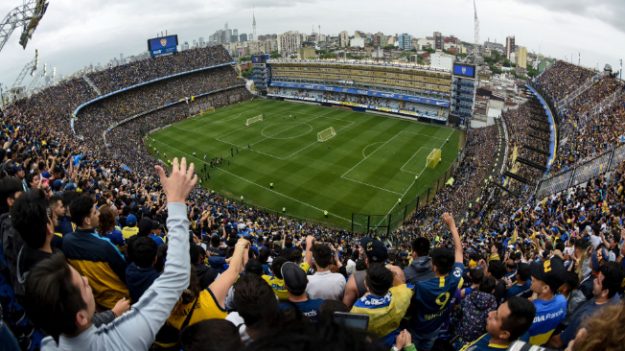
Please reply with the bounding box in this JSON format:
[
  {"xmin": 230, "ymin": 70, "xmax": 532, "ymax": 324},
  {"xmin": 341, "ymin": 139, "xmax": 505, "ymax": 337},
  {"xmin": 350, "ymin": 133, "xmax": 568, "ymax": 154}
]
[{"xmin": 535, "ymin": 143, "xmax": 625, "ymax": 198}]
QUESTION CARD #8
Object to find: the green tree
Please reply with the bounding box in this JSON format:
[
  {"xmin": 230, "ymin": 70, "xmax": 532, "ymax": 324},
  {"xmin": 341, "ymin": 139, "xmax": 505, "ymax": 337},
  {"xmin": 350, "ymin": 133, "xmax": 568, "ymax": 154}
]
[{"xmin": 527, "ymin": 65, "xmax": 539, "ymax": 78}]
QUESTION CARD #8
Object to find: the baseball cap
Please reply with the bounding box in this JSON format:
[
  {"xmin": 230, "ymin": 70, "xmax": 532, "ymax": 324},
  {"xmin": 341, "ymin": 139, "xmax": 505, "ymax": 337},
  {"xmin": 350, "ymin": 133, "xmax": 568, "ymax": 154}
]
[
  {"xmin": 281, "ymin": 261, "xmax": 307, "ymax": 296},
  {"xmin": 126, "ymin": 214, "xmax": 138, "ymax": 227},
  {"xmin": 363, "ymin": 238, "xmax": 388, "ymax": 263},
  {"xmin": 531, "ymin": 257, "xmax": 565, "ymax": 292}
]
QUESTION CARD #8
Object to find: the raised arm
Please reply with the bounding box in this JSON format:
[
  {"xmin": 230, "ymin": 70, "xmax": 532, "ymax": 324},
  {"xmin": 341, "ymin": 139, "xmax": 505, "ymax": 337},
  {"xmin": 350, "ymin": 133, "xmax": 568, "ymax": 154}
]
[
  {"xmin": 304, "ymin": 235, "xmax": 314, "ymax": 268},
  {"xmin": 209, "ymin": 238, "xmax": 250, "ymax": 308},
  {"xmin": 108, "ymin": 157, "xmax": 197, "ymax": 350},
  {"xmin": 443, "ymin": 212, "xmax": 463, "ymax": 263}
]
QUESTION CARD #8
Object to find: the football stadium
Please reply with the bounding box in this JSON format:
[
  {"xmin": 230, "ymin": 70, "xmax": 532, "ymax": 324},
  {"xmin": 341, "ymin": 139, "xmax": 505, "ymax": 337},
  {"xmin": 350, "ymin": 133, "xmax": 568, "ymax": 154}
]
[{"xmin": 1, "ymin": 1, "xmax": 625, "ymax": 351}]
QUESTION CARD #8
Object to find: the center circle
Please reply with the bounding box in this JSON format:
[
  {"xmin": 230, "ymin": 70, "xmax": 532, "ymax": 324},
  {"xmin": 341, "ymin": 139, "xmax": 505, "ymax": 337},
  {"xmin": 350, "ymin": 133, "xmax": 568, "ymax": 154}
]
[{"xmin": 260, "ymin": 122, "xmax": 314, "ymax": 140}]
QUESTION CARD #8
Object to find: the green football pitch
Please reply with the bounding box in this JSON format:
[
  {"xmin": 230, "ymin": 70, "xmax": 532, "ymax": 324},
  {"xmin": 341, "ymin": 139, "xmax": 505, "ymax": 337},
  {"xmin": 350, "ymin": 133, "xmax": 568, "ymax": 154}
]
[{"xmin": 147, "ymin": 99, "xmax": 462, "ymax": 230}]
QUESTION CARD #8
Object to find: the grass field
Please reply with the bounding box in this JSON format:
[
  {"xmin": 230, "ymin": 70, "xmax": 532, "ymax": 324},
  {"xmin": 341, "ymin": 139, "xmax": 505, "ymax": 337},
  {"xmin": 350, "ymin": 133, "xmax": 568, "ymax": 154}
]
[{"xmin": 147, "ymin": 99, "xmax": 462, "ymax": 230}]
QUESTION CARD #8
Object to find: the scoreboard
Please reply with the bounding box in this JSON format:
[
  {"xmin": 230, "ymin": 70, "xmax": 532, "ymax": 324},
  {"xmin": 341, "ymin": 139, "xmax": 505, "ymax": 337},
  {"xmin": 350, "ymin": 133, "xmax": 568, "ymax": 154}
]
[
  {"xmin": 453, "ymin": 64, "xmax": 476, "ymax": 78},
  {"xmin": 251, "ymin": 54, "xmax": 270, "ymax": 64},
  {"xmin": 147, "ymin": 35, "xmax": 179, "ymax": 58}
]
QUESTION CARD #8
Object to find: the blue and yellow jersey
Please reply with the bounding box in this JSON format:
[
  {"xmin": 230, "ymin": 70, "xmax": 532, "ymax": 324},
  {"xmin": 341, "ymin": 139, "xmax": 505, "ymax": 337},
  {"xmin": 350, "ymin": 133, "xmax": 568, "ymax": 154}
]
[
  {"xmin": 350, "ymin": 284, "xmax": 413, "ymax": 339},
  {"xmin": 167, "ymin": 289, "xmax": 227, "ymax": 330},
  {"xmin": 460, "ymin": 334, "xmax": 509, "ymax": 351},
  {"xmin": 528, "ymin": 294, "xmax": 567, "ymax": 345},
  {"xmin": 262, "ymin": 274, "xmax": 288, "ymax": 301},
  {"xmin": 409, "ymin": 262, "xmax": 464, "ymax": 333},
  {"xmin": 262, "ymin": 263, "xmax": 309, "ymax": 301},
  {"xmin": 122, "ymin": 226, "xmax": 139, "ymax": 239},
  {"xmin": 62, "ymin": 229, "xmax": 129, "ymax": 310}
]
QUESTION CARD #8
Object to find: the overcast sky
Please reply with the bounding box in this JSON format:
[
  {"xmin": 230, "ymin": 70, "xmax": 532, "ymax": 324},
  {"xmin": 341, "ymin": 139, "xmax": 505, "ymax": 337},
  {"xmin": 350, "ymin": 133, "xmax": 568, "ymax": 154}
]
[{"xmin": 0, "ymin": 0, "xmax": 623, "ymax": 88}]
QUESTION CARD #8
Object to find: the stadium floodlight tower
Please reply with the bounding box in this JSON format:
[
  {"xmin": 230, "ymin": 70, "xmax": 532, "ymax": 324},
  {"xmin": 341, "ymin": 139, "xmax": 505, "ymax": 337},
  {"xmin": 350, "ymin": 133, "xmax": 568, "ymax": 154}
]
[
  {"xmin": 26, "ymin": 61, "xmax": 46, "ymax": 92},
  {"xmin": 9, "ymin": 49, "xmax": 37, "ymax": 100},
  {"xmin": 0, "ymin": 0, "xmax": 49, "ymax": 54}
]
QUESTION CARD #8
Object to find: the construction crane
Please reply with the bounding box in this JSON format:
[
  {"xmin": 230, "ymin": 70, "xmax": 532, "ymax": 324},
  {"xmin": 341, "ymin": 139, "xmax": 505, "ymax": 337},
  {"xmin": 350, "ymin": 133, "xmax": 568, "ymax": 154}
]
[{"xmin": 0, "ymin": 0, "xmax": 49, "ymax": 54}]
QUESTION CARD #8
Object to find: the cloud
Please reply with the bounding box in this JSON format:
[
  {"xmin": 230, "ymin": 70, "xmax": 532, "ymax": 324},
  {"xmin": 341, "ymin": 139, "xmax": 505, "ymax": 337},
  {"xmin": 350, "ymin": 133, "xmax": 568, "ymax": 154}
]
[
  {"xmin": 515, "ymin": 0, "xmax": 625, "ymax": 32},
  {"xmin": 0, "ymin": 0, "xmax": 623, "ymax": 88},
  {"xmin": 232, "ymin": 0, "xmax": 319, "ymax": 8}
]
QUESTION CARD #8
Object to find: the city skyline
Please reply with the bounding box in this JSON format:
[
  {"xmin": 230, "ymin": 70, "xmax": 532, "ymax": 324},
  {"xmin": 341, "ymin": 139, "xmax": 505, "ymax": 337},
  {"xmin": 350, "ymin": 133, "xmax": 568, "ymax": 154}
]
[{"xmin": 0, "ymin": 0, "xmax": 624, "ymax": 87}]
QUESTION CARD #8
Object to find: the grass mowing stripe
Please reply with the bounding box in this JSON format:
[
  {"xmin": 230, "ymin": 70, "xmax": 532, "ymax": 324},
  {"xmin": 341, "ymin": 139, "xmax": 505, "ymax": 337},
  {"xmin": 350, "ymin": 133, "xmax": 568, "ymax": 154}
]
[
  {"xmin": 149, "ymin": 100, "xmax": 462, "ymax": 230},
  {"xmin": 150, "ymin": 137, "xmax": 353, "ymax": 224}
]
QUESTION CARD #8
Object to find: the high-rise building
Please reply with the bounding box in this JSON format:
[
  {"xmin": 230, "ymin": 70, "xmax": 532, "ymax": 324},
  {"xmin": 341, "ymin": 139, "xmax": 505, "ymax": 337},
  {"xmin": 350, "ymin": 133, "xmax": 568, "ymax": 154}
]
[
  {"xmin": 505, "ymin": 36, "xmax": 515, "ymax": 60},
  {"xmin": 350, "ymin": 36, "xmax": 365, "ymax": 48},
  {"xmin": 339, "ymin": 31, "xmax": 349, "ymax": 48},
  {"xmin": 240, "ymin": 33, "xmax": 248, "ymax": 42},
  {"xmin": 434, "ymin": 31, "xmax": 443, "ymax": 50},
  {"xmin": 372, "ymin": 32, "xmax": 385, "ymax": 48},
  {"xmin": 516, "ymin": 46, "xmax": 527, "ymax": 69},
  {"xmin": 398, "ymin": 33, "xmax": 413, "ymax": 50},
  {"xmin": 277, "ymin": 31, "xmax": 302, "ymax": 55}
]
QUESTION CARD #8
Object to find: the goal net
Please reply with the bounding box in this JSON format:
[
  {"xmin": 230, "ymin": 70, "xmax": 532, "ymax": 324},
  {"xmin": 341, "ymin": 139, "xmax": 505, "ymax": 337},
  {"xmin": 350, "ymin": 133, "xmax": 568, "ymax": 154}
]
[
  {"xmin": 317, "ymin": 127, "xmax": 336, "ymax": 142},
  {"xmin": 426, "ymin": 148, "xmax": 442, "ymax": 169},
  {"xmin": 245, "ymin": 114, "xmax": 264, "ymax": 127}
]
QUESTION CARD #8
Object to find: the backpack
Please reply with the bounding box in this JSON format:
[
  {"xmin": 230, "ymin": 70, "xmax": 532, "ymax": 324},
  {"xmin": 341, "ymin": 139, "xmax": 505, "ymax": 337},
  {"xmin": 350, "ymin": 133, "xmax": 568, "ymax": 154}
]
[
  {"xmin": 0, "ymin": 213, "xmax": 25, "ymax": 296},
  {"xmin": 0, "ymin": 212, "xmax": 43, "ymax": 351}
]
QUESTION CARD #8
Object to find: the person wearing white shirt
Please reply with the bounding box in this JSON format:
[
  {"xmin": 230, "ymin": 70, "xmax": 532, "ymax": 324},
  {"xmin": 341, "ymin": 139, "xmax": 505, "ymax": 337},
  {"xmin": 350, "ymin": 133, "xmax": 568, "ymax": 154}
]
[{"xmin": 306, "ymin": 240, "xmax": 346, "ymax": 301}]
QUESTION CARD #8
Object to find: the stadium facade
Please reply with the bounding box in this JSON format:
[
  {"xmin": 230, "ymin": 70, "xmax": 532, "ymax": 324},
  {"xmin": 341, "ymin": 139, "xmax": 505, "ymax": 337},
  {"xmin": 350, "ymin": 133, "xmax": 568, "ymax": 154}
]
[{"xmin": 251, "ymin": 57, "xmax": 477, "ymax": 125}]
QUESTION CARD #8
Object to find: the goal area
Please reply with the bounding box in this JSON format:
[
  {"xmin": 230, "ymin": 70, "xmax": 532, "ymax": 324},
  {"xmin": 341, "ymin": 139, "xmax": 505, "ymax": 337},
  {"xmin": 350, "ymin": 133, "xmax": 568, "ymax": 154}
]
[
  {"xmin": 317, "ymin": 127, "xmax": 336, "ymax": 142},
  {"xmin": 245, "ymin": 114, "xmax": 264, "ymax": 127},
  {"xmin": 426, "ymin": 148, "xmax": 442, "ymax": 169}
]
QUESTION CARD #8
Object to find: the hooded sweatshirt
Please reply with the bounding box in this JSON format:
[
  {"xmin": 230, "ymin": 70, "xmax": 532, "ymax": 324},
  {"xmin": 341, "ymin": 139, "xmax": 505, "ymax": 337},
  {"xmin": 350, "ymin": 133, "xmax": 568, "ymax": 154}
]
[{"xmin": 404, "ymin": 256, "xmax": 435, "ymax": 284}]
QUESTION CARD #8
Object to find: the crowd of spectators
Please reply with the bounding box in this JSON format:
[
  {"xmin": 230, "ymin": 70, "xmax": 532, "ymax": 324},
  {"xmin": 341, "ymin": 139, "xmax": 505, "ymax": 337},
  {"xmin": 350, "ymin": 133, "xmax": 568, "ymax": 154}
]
[
  {"xmin": 87, "ymin": 46, "xmax": 233, "ymax": 94},
  {"xmin": 499, "ymin": 92, "xmax": 551, "ymax": 196},
  {"xmin": 0, "ymin": 52, "xmax": 624, "ymax": 351},
  {"xmin": 74, "ymin": 66, "xmax": 244, "ymax": 164},
  {"xmin": 535, "ymin": 61, "xmax": 625, "ymax": 172},
  {"xmin": 535, "ymin": 61, "xmax": 595, "ymax": 104}
]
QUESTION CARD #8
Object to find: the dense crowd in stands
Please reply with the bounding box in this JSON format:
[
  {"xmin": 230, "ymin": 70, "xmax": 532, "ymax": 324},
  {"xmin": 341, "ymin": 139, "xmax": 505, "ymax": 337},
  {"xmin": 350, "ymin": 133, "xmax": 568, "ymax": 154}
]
[
  {"xmin": 535, "ymin": 61, "xmax": 596, "ymax": 103},
  {"xmin": 74, "ymin": 66, "xmax": 244, "ymax": 168},
  {"xmin": 0, "ymin": 52, "xmax": 624, "ymax": 351},
  {"xmin": 87, "ymin": 46, "xmax": 233, "ymax": 94},
  {"xmin": 498, "ymin": 91, "xmax": 551, "ymax": 196},
  {"xmin": 535, "ymin": 61, "xmax": 625, "ymax": 172}
]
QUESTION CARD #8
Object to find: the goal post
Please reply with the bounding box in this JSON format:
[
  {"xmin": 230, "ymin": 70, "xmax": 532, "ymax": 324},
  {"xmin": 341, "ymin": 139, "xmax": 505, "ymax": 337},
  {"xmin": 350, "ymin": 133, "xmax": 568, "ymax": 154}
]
[
  {"xmin": 317, "ymin": 127, "xmax": 336, "ymax": 142},
  {"xmin": 426, "ymin": 148, "xmax": 442, "ymax": 169},
  {"xmin": 245, "ymin": 114, "xmax": 264, "ymax": 127}
]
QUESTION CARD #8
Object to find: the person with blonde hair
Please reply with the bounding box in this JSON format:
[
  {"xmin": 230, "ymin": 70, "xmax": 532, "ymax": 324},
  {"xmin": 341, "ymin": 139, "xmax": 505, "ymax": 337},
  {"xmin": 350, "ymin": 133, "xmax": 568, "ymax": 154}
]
[{"xmin": 565, "ymin": 302, "xmax": 625, "ymax": 351}]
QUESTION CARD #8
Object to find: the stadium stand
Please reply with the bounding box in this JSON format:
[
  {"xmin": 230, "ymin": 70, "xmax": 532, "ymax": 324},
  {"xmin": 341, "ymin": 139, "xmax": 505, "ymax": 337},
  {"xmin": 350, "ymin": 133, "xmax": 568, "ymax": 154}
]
[
  {"xmin": 266, "ymin": 60, "xmax": 452, "ymax": 122},
  {"xmin": 0, "ymin": 48, "xmax": 624, "ymax": 351}
]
